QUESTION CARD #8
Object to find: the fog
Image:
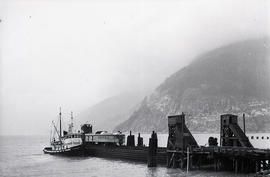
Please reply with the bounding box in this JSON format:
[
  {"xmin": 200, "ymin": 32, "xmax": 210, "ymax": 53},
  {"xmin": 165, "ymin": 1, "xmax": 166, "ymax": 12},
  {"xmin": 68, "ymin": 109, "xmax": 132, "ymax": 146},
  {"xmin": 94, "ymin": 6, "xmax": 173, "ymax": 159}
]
[{"xmin": 0, "ymin": 0, "xmax": 269, "ymax": 135}]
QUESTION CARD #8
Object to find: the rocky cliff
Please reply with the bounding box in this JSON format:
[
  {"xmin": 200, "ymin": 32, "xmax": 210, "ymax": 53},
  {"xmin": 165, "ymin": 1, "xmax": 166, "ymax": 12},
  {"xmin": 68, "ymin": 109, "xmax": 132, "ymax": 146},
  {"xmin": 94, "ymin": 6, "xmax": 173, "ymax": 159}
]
[{"xmin": 115, "ymin": 38, "xmax": 270, "ymax": 133}]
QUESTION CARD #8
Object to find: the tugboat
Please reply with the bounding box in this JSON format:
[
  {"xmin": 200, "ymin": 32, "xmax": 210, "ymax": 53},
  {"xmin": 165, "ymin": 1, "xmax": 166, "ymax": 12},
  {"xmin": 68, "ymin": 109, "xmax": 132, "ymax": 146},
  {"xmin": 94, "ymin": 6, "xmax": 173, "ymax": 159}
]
[
  {"xmin": 43, "ymin": 108, "xmax": 125, "ymax": 156},
  {"xmin": 43, "ymin": 108, "xmax": 84, "ymax": 155}
]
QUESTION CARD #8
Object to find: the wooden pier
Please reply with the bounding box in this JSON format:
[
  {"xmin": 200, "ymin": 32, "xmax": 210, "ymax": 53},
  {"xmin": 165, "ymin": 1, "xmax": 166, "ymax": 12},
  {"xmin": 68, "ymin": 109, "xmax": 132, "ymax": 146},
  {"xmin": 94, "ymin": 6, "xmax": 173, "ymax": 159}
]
[
  {"xmin": 83, "ymin": 113, "xmax": 270, "ymax": 174},
  {"xmin": 158, "ymin": 113, "xmax": 270, "ymax": 174}
]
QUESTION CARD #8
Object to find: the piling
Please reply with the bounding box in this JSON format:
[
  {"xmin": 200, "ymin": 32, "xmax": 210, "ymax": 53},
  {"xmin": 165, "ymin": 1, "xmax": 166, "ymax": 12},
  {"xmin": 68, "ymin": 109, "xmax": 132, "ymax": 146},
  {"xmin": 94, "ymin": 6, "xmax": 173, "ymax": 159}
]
[
  {"xmin": 187, "ymin": 147, "xmax": 189, "ymax": 173},
  {"xmin": 127, "ymin": 131, "xmax": 135, "ymax": 147},
  {"xmin": 137, "ymin": 133, "xmax": 143, "ymax": 147},
  {"xmin": 148, "ymin": 131, "xmax": 158, "ymax": 167}
]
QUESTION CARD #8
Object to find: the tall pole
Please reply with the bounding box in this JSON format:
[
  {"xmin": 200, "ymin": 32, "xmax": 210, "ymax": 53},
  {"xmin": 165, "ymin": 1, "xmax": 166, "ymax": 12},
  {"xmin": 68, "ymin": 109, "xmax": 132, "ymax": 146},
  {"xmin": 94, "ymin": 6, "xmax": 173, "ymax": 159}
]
[
  {"xmin": 243, "ymin": 113, "xmax": 246, "ymax": 134},
  {"xmin": 187, "ymin": 147, "xmax": 189, "ymax": 173},
  {"xmin": 182, "ymin": 112, "xmax": 184, "ymax": 151},
  {"xmin": 59, "ymin": 107, "xmax": 62, "ymax": 139},
  {"xmin": 70, "ymin": 111, "xmax": 73, "ymax": 133},
  {"xmin": 220, "ymin": 116, "xmax": 222, "ymax": 146},
  {"xmin": 71, "ymin": 111, "xmax": 73, "ymax": 132}
]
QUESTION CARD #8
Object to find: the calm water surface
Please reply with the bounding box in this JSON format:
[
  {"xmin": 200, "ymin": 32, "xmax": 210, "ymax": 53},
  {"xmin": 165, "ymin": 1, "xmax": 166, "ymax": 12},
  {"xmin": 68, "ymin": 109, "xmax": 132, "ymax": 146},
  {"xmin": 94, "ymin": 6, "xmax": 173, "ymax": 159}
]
[{"xmin": 0, "ymin": 135, "xmax": 261, "ymax": 177}]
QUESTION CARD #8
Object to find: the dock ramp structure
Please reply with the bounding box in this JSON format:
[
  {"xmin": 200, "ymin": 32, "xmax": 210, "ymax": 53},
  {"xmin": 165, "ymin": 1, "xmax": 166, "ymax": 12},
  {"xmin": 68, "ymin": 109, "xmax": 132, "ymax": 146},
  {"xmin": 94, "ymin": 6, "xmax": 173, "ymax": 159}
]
[
  {"xmin": 166, "ymin": 113, "xmax": 269, "ymax": 173},
  {"xmin": 220, "ymin": 114, "xmax": 253, "ymax": 148},
  {"xmin": 166, "ymin": 113, "xmax": 199, "ymax": 168}
]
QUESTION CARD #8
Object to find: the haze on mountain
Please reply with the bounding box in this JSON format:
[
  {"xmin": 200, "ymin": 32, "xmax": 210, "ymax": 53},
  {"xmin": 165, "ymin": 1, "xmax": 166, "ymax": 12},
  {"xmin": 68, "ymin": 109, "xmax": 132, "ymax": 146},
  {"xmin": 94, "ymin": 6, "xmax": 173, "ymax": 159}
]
[
  {"xmin": 1, "ymin": 0, "xmax": 268, "ymax": 135},
  {"xmin": 115, "ymin": 38, "xmax": 270, "ymax": 133},
  {"xmin": 78, "ymin": 91, "xmax": 146, "ymax": 132}
]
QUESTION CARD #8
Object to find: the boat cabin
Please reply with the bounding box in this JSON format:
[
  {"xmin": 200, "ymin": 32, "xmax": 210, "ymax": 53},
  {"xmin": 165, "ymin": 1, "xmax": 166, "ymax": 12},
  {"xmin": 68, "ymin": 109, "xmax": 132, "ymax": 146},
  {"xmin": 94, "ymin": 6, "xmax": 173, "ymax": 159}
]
[{"xmin": 85, "ymin": 131, "xmax": 125, "ymax": 146}]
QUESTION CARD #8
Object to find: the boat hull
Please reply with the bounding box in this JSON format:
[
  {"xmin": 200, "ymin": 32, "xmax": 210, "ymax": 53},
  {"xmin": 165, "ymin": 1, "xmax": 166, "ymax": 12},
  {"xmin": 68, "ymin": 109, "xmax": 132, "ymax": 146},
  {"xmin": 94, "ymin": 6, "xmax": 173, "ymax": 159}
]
[
  {"xmin": 84, "ymin": 143, "xmax": 167, "ymax": 164},
  {"xmin": 43, "ymin": 145, "xmax": 84, "ymax": 156}
]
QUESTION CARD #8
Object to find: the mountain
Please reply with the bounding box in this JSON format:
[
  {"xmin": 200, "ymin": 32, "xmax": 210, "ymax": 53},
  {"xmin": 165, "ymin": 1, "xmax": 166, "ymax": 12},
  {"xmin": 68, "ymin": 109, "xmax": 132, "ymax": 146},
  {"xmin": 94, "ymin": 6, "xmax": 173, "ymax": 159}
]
[
  {"xmin": 115, "ymin": 38, "xmax": 270, "ymax": 133},
  {"xmin": 78, "ymin": 92, "xmax": 145, "ymax": 132}
]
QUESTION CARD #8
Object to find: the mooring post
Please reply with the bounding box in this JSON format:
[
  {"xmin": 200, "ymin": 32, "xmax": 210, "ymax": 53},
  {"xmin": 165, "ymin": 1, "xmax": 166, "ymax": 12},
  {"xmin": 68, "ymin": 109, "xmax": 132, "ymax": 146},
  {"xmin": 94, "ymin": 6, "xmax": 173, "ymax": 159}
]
[
  {"xmin": 127, "ymin": 131, "xmax": 135, "ymax": 147},
  {"xmin": 148, "ymin": 131, "xmax": 157, "ymax": 167},
  {"xmin": 137, "ymin": 133, "xmax": 143, "ymax": 147}
]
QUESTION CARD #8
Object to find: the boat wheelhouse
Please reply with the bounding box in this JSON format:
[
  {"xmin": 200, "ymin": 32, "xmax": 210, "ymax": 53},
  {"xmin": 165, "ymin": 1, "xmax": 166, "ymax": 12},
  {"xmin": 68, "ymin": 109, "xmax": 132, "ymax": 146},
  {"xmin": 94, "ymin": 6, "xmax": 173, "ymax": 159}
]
[{"xmin": 62, "ymin": 133, "xmax": 83, "ymax": 149}]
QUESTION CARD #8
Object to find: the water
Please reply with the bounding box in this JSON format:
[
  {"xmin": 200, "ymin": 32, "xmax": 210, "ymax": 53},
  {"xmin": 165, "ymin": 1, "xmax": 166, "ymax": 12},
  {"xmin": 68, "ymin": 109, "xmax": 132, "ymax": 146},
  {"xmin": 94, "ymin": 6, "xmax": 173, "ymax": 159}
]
[{"xmin": 0, "ymin": 135, "xmax": 267, "ymax": 177}]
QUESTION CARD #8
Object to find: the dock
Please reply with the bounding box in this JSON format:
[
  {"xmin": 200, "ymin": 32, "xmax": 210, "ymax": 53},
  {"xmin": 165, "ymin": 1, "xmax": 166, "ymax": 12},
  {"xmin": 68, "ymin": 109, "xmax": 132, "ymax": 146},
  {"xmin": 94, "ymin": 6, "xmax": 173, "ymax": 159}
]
[
  {"xmin": 83, "ymin": 113, "xmax": 270, "ymax": 174},
  {"xmin": 155, "ymin": 113, "xmax": 270, "ymax": 173}
]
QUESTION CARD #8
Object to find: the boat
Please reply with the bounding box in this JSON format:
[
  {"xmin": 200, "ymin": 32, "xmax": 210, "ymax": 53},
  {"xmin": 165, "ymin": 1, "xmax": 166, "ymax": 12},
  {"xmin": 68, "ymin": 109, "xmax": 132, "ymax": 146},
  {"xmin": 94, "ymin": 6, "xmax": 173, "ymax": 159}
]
[
  {"xmin": 43, "ymin": 108, "xmax": 84, "ymax": 155},
  {"xmin": 43, "ymin": 108, "xmax": 126, "ymax": 156}
]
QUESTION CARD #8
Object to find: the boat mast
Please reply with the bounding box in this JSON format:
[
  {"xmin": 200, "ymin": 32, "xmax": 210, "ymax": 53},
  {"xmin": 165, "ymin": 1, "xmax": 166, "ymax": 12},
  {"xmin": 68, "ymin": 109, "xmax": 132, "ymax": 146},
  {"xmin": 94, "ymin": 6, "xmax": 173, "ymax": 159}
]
[
  {"xmin": 70, "ymin": 111, "xmax": 73, "ymax": 133},
  {"xmin": 59, "ymin": 107, "xmax": 62, "ymax": 139},
  {"xmin": 52, "ymin": 121, "xmax": 61, "ymax": 140}
]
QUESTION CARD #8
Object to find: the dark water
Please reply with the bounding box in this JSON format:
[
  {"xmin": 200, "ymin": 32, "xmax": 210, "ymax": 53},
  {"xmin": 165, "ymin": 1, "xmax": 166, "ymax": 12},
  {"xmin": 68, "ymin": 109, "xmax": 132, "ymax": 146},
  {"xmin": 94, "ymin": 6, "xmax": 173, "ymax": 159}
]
[{"xmin": 0, "ymin": 136, "xmax": 253, "ymax": 177}]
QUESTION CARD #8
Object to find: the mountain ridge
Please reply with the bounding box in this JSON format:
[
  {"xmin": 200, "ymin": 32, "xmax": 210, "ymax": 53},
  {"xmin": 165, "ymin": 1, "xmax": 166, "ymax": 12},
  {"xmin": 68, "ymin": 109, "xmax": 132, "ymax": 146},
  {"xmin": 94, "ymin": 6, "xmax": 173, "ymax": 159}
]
[
  {"xmin": 78, "ymin": 91, "xmax": 145, "ymax": 132},
  {"xmin": 115, "ymin": 38, "xmax": 270, "ymax": 133}
]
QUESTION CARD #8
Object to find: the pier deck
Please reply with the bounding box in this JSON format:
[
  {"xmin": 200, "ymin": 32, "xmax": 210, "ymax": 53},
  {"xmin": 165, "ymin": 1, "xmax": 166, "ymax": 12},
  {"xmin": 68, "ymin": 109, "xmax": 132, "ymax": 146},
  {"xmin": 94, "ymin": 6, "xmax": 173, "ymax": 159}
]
[
  {"xmin": 82, "ymin": 113, "xmax": 269, "ymax": 174},
  {"xmin": 163, "ymin": 114, "xmax": 270, "ymax": 173}
]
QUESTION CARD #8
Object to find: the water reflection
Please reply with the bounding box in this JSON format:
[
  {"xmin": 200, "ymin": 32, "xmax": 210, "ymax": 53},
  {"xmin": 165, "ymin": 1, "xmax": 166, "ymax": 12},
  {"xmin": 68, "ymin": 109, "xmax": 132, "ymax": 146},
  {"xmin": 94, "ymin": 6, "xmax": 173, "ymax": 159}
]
[{"xmin": 146, "ymin": 167, "xmax": 158, "ymax": 177}]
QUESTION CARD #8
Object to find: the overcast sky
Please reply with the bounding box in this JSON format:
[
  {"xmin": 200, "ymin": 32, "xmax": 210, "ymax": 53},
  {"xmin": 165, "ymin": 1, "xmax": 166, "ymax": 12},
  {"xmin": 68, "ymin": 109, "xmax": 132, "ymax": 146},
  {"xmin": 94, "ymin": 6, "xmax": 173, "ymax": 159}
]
[{"xmin": 0, "ymin": 0, "xmax": 269, "ymax": 135}]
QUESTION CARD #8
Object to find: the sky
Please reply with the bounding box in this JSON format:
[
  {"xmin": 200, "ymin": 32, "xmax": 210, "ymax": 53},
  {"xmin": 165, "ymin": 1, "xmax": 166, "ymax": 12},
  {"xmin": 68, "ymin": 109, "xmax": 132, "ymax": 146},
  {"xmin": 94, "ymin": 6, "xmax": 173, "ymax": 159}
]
[{"xmin": 0, "ymin": 0, "xmax": 269, "ymax": 135}]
